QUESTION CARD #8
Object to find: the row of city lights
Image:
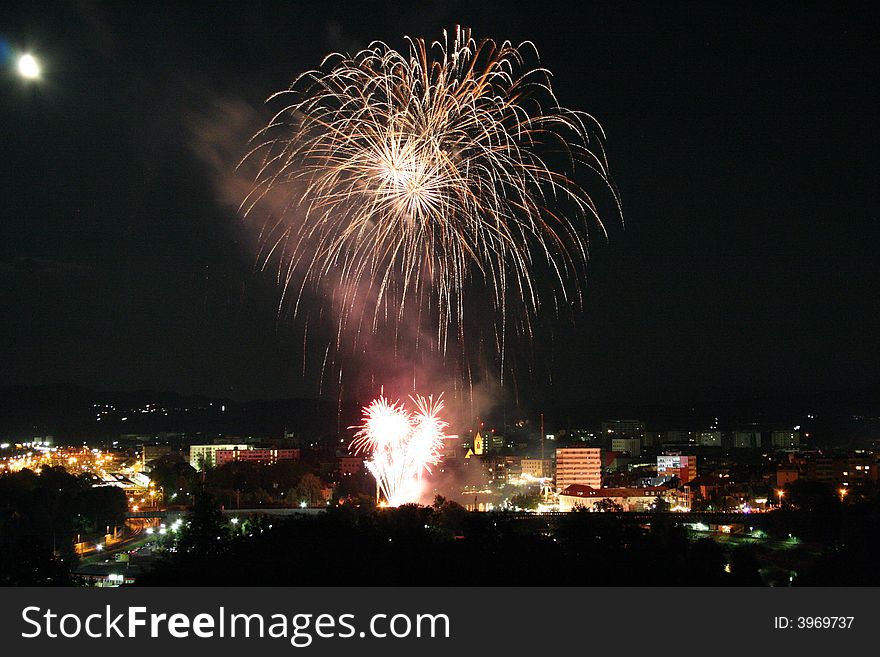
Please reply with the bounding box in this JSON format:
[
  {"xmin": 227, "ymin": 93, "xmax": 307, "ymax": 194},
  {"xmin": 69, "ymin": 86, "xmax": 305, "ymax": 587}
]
[
  {"xmin": 145, "ymin": 518, "xmax": 183, "ymax": 536},
  {"xmin": 775, "ymin": 487, "xmax": 849, "ymax": 503}
]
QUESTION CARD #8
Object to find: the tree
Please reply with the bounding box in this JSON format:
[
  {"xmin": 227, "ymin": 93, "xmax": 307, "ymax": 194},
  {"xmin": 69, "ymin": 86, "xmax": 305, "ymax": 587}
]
[
  {"xmin": 510, "ymin": 490, "xmax": 542, "ymax": 510},
  {"xmin": 81, "ymin": 486, "xmax": 128, "ymax": 532},
  {"xmin": 176, "ymin": 488, "xmax": 228, "ymax": 556},
  {"xmin": 148, "ymin": 454, "xmax": 197, "ymax": 503},
  {"xmin": 295, "ymin": 474, "xmax": 324, "ymax": 506},
  {"xmin": 652, "ymin": 496, "xmax": 671, "ymax": 513},
  {"xmin": 333, "ymin": 471, "xmax": 374, "ymax": 504},
  {"xmin": 432, "ymin": 497, "xmax": 467, "ymax": 534},
  {"xmin": 784, "ymin": 479, "xmax": 838, "ymax": 512},
  {"xmin": 593, "ymin": 498, "xmax": 623, "ymax": 513},
  {"xmin": 0, "ymin": 468, "xmax": 105, "ymax": 584},
  {"xmin": 267, "ymin": 461, "xmax": 308, "ymax": 496}
]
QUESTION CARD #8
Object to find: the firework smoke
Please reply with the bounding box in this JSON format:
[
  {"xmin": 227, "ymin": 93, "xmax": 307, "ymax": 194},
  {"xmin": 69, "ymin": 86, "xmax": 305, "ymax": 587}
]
[
  {"xmin": 242, "ymin": 27, "xmax": 619, "ymax": 385},
  {"xmin": 351, "ymin": 394, "xmax": 448, "ymax": 506}
]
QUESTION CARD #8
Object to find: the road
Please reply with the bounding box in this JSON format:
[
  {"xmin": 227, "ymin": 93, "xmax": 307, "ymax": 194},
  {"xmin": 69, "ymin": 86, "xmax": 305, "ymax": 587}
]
[{"xmin": 79, "ymin": 518, "xmax": 157, "ymax": 563}]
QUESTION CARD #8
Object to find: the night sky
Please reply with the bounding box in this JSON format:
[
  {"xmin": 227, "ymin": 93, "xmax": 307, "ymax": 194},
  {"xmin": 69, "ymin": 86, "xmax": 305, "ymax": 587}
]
[{"xmin": 1, "ymin": 1, "xmax": 878, "ymax": 407}]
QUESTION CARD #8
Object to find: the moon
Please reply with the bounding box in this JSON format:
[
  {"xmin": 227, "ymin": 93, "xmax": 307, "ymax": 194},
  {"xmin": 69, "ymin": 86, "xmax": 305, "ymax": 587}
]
[{"xmin": 17, "ymin": 53, "xmax": 40, "ymax": 80}]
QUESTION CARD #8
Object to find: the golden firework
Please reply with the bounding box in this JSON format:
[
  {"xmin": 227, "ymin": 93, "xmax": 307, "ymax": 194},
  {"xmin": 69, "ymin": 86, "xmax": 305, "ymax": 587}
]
[{"xmin": 243, "ymin": 27, "xmax": 619, "ymax": 375}]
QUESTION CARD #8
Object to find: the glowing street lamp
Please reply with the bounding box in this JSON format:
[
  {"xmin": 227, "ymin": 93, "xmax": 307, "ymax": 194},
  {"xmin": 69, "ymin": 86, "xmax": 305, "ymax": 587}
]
[
  {"xmin": 839, "ymin": 487, "xmax": 848, "ymax": 502},
  {"xmin": 775, "ymin": 489, "xmax": 785, "ymax": 507}
]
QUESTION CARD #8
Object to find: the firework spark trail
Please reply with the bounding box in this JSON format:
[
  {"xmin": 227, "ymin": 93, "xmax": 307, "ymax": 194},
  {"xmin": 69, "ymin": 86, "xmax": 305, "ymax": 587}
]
[
  {"xmin": 351, "ymin": 394, "xmax": 448, "ymax": 506},
  {"xmin": 242, "ymin": 27, "xmax": 620, "ymax": 382}
]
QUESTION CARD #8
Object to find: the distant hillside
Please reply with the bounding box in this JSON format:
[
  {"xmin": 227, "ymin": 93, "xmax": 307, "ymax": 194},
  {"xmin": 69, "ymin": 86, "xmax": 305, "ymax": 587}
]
[
  {"xmin": 0, "ymin": 384, "xmax": 356, "ymax": 442},
  {"xmin": 1, "ymin": 383, "xmax": 877, "ymax": 446}
]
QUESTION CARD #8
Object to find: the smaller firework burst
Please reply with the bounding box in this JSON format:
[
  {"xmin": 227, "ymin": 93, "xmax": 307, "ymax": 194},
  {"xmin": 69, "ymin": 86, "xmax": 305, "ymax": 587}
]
[{"xmin": 351, "ymin": 394, "xmax": 447, "ymax": 506}]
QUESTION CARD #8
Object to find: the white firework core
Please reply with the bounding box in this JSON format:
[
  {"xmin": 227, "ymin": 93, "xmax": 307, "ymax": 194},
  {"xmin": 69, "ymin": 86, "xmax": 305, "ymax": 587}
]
[{"xmin": 350, "ymin": 394, "xmax": 447, "ymax": 506}]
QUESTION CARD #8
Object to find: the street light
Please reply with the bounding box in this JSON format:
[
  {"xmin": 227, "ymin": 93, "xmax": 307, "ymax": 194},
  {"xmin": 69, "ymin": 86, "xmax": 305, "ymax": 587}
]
[
  {"xmin": 775, "ymin": 489, "xmax": 785, "ymax": 507},
  {"xmin": 839, "ymin": 487, "xmax": 848, "ymax": 502}
]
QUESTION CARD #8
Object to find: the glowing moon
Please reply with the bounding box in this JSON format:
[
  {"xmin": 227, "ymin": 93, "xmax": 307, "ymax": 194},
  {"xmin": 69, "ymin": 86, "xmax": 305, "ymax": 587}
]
[{"xmin": 17, "ymin": 53, "xmax": 40, "ymax": 79}]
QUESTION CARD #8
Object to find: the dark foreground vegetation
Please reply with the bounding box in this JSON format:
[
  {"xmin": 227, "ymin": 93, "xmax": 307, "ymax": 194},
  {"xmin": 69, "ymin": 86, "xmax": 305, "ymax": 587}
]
[
  {"xmin": 0, "ymin": 468, "xmax": 128, "ymax": 585},
  {"xmin": 5, "ymin": 464, "xmax": 880, "ymax": 586},
  {"xmin": 137, "ymin": 491, "xmax": 880, "ymax": 586}
]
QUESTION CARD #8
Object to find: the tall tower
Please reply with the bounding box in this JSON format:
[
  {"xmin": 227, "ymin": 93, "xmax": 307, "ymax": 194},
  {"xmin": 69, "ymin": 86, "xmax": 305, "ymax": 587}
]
[
  {"xmin": 540, "ymin": 412, "xmax": 545, "ymax": 462},
  {"xmin": 474, "ymin": 431, "xmax": 484, "ymax": 455}
]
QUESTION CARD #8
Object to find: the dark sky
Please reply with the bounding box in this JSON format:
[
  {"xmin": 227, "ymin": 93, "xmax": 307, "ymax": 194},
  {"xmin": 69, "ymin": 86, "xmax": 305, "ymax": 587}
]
[{"xmin": 1, "ymin": 1, "xmax": 878, "ymax": 406}]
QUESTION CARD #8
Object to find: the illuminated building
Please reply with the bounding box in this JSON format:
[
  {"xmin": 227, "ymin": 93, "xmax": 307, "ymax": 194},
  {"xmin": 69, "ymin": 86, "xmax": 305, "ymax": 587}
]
[
  {"xmin": 802, "ymin": 453, "xmax": 878, "ymax": 492},
  {"xmin": 521, "ymin": 457, "xmax": 554, "ymax": 478},
  {"xmin": 503, "ymin": 455, "xmax": 522, "ymax": 478},
  {"xmin": 805, "ymin": 457, "xmax": 835, "ymax": 483},
  {"xmin": 610, "ymin": 437, "xmax": 641, "ymax": 456},
  {"xmin": 685, "ymin": 475, "xmax": 722, "ymax": 501},
  {"xmin": 668, "ymin": 486, "xmax": 692, "ymax": 510},
  {"xmin": 771, "ymin": 431, "xmax": 800, "ymax": 449},
  {"xmin": 697, "ymin": 431, "xmax": 722, "ymax": 447},
  {"xmin": 776, "ymin": 466, "xmax": 799, "ymax": 488},
  {"xmin": 558, "ymin": 484, "xmax": 669, "ymax": 512},
  {"xmin": 843, "ymin": 453, "xmax": 878, "ymax": 489},
  {"xmin": 215, "ymin": 448, "xmax": 300, "ymax": 466},
  {"xmin": 189, "ymin": 444, "xmax": 252, "ymax": 471},
  {"xmin": 567, "ymin": 428, "xmax": 601, "ymax": 445},
  {"xmin": 474, "ymin": 431, "xmax": 485, "ymax": 455},
  {"xmin": 480, "ymin": 455, "xmax": 505, "ymax": 484},
  {"xmin": 643, "ymin": 431, "xmax": 664, "ymax": 448},
  {"xmin": 657, "ymin": 454, "xmax": 697, "ymax": 484},
  {"xmin": 337, "ymin": 456, "xmax": 365, "ymax": 476},
  {"xmin": 601, "ymin": 419, "xmax": 645, "ymax": 438},
  {"xmin": 733, "ymin": 431, "xmax": 761, "ymax": 448},
  {"xmin": 555, "ymin": 447, "xmax": 601, "ymax": 492},
  {"xmin": 490, "ymin": 433, "xmax": 506, "ymax": 450},
  {"xmin": 141, "ymin": 445, "xmax": 172, "ymax": 468},
  {"xmin": 661, "ymin": 431, "xmax": 696, "ymax": 447}
]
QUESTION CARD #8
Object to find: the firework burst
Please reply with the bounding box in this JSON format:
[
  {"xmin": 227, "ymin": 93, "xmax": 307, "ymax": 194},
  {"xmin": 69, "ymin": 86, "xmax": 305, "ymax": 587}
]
[
  {"xmin": 242, "ymin": 27, "xmax": 619, "ymax": 381},
  {"xmin": 351, "ymin": 394, "xmax": 447, "ymax": 506}
]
